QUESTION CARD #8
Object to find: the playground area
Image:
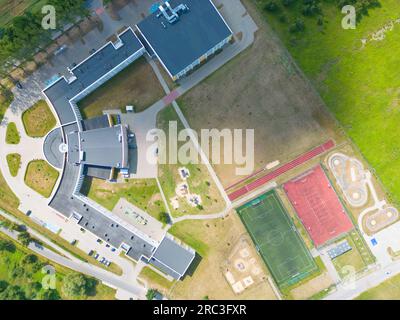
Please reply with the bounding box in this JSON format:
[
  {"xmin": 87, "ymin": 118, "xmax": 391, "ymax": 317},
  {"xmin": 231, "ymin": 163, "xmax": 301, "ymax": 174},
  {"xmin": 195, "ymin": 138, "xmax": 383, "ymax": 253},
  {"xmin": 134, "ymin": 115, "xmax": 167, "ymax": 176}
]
[
  {"xmin": 284, "ymin": 165, "xmax": 354, "ymax": 247},
  {"xmin": 364, "ymin": 206, "xmax": 399, "ymax": 234},
  {"xmin": 237, "ymin": 191, "xmax": 317, "ymax": 288},
  {"xmin": 223, "ymin": 237, "xmax": 267, "ymax": 295},
  {"xmin": 328, "ymin": 153, "xmax": 369, "ymax": 208}
]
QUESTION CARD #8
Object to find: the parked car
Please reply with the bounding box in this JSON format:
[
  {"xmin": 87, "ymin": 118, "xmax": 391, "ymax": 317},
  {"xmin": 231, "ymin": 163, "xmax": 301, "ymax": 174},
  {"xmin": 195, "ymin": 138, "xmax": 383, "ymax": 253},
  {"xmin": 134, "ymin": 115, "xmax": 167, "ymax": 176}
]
[
  {"xmin": 111, "ymin": 248, "xmax": 116, "ymax": 252},
  {"xmin": 15, "ymin": 81, "xmax": 23, "ymax": 89},
  {"xmin": 53, "ymin": 45, "xmax": 67, "ymax": 56},
  {"xmin": 94, "ymin": 253, "xmax": 99, "ymax": 260},
  {"xmin": 88, "ymin": 250, "xmax": 94, "ymax": 257},
  {"xmin": 100, "ymin": 257, "xmax": 106, "ymax": 264},
  {"xmin": 105, "ymin": 261, "xmax": 111, "ymax": 267},
  {"xmin": 96, "ymin": 239, "xmax": 103, "ymax": 244}
]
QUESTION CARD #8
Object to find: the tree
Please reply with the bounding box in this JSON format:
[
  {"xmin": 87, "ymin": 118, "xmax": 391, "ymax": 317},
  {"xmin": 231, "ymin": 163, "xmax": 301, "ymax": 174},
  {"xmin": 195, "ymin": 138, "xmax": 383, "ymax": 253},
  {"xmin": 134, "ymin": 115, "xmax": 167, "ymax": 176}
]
[
  {"xmin": 61, "ymin": 273, "xmax": 94, "ymax": 298},
  {"xmin": 0, "ymin": 285, "xmax": 26, "ymax": 300},
  {"xmin": 0, "ymin": 239, "xmax": 16, "ymax": 252},
  {"xmin": 25, "ymin": 282, "xmax": 42, "ymax": 300},
  {"xmin": 282, "ymin": 0, "xmax": 295, "ymax": 6},
  {"xmin": 36, "ymin": 289, "xmax": 60, "ymax": 300},
  {"xmin": 21, "ymin": 254, "xmax": 38, "ymax": 265},
  {"xmin": 264, "ymin": 1, "xmax": 279, "ymax": 12},
  {"xmin": 17, "ymin": 231, "xmax": 32, "ymax": 247},
  {"xmin": 146, "ymin": 288, "xmax": 159, "ymax": 300},
  {"xmin": 289, "ymin": 18, "xmax": 306, "ymax": 33},
  {"xmin": 158, "ymin": 212, "xmax": 170, "ymax": 225},
  {"xmin": 0, "ymin": 280, "xmax": 9, "ymax": 293}
]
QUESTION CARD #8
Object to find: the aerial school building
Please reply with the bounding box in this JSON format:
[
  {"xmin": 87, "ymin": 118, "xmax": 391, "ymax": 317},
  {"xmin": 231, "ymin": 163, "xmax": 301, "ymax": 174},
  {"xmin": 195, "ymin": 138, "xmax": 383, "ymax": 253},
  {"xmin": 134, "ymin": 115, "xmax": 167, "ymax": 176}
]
[
  {"xmin": 41, "ymin": 0, "xmax": 233, "ymax": 281},
  {"xmin": 137, "ymin": 0, "xmax": 233, "ymax": 81}
]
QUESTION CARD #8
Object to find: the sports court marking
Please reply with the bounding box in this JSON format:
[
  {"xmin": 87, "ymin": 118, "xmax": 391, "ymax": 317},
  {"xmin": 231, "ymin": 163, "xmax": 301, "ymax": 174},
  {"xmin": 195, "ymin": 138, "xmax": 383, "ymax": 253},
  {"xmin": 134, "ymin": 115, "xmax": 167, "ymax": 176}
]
[
  {"xmin": 237, "ymin": 191, "xmax": 317, "ymax": 288},
  {"xmin": 284, "ymin": 165, "xmax": 354, "ymax": 247},
  {"xmin": 228, "ymin": 140, "xmax": 335, "ymax": 201}
]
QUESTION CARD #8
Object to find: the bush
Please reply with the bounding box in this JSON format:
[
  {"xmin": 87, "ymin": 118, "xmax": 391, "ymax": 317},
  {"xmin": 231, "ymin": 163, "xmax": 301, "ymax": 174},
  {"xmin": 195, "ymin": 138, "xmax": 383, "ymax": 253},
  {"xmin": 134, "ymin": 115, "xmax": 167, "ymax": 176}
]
[
  {"xmin": 158, "ymin": 212, "xmax": 170, "ymax": 225},
  {"xmin": 0, "ymin": 280, "xmax": 9, "ymax": 293},
  {"xmin": 146, "ymin": 288, "xmax": 159, "ymax": 300},
  {"xmin": 282, "ymin": 0, "xmax": 295, "ymax": 6},
  {"xmin": 279, "ymin": 15, "xmax": 287, "ymax": 23},
  {"xmin": 17, "ymin": 231, "xmax": 32, "ymax": 247},
  {"xmin": 21, "ymin": 254, "xmax": 38, "ymax": 265},
  {"xmin": 62, "ymin": 273, "xmax": 95, "ymax": 298},
  {"xmin": 0, "ymin": 239, "xmax": 16, "ymax": 252},
  {"xmin": 289, "ymin": 18, "xmax": 306, "ymax": 33},
  {"xmin": 0, "ymin": 285, "xmax": 26, "ymax": 300},
  {"xmin": 264, "ymin": 1, "xmax": 279, "ymax": 12}
]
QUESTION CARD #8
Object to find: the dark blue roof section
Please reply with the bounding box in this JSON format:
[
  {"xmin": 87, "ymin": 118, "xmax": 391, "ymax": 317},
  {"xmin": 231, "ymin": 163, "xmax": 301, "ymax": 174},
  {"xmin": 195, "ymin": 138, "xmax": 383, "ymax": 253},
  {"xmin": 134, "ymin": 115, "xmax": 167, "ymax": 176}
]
[
  {"xmin": 43, "ymin": 28, "xmax": 144, "ymax": 124},
  {"xmin": 137, "ymin": 0, "xmax": 232, "ymax": 77}
]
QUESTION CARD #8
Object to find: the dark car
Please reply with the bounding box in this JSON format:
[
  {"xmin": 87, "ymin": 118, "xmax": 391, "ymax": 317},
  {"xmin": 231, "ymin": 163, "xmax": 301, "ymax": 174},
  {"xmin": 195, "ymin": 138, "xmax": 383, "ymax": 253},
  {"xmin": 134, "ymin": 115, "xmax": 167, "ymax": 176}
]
[{"xmin": 15, "ymin": 81, "xmax": 23, "ymax": 89}]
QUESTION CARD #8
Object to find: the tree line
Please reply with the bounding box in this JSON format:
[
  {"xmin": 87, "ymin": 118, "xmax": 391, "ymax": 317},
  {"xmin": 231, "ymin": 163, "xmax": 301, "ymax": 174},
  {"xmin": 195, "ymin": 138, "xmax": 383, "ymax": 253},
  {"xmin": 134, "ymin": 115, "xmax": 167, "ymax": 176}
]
[
  {"xmin": 263, "ymin": 0, "xmax": 381, "ymax": 33},
  {"xmin": 0, "ymin": 0, "xmax": 90, "ymax": 95}
]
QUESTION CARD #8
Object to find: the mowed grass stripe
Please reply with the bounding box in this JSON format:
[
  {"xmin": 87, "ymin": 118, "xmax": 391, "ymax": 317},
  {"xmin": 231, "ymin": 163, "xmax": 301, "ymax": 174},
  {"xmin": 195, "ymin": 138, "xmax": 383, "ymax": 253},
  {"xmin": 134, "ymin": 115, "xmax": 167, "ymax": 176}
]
[{"xmin": 237, "ymin": 191, "xmax": 317, "ymax": 287}]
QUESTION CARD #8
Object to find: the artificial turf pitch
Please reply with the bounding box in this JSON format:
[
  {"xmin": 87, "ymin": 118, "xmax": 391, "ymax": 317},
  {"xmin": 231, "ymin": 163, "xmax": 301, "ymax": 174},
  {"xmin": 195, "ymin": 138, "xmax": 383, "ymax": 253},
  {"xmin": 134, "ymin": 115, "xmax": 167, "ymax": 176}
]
[{"xmin": 237, "ymin": 191, "xmax": 317, "ymax": 287}]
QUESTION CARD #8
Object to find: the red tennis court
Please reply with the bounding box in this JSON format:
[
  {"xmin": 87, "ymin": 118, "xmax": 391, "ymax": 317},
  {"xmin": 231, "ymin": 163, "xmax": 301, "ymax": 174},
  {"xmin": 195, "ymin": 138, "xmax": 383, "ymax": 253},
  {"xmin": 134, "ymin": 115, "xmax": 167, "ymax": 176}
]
[{"xmin": 283, "ymin": 165, "xmax": 353, "ymax": 247}]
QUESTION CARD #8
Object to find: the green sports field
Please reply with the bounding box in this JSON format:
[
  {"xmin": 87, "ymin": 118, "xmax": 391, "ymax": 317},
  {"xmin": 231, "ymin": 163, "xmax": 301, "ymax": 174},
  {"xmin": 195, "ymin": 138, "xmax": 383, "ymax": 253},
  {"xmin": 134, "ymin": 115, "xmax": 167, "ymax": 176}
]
[{"xmin": 237, "ymin": 191, "xmax": 317, "ymax": 287}]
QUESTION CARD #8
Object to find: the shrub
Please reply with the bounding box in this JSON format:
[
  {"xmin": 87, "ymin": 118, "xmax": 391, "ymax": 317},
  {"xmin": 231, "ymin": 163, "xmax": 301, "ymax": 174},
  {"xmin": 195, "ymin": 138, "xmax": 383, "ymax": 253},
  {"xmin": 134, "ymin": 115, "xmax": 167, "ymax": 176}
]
[
  {"xmin": 17, "ymin": 231, "xmax": 32, "ymax": 247},
  {"xmin": 282, "ymin": 0, "xmax": 295, "ymax": 6},
  {"xmin": 158, "ymin": 212, "xmax": 170, "ymax": 225},
  {"xmin": 264, "ymin": 1, "xmax": 279, "ymax": 12},
  {"xmin": 146, "ymin": 288, "xmax": 159, "ymax": 300},
  {"xmin": 289, "ymin": 18, "xmax": 306, "ymax": 33}
]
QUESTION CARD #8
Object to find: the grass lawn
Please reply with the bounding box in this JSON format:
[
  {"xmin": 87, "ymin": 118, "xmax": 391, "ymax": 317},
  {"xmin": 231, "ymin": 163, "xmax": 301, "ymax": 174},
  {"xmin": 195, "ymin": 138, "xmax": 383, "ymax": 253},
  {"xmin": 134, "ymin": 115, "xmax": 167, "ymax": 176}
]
[
  {"xmin": 157, "ymin": 105, "xmax": 226, "ymax": 217},
  {"xmin": 77, "ymin": 57, "xmax": 165, "ymax": 119},
  {"xmin": 356, "ymin": 273, "xmax": 400, "ymax": 299},
  {"xmin": 24, "ymin": 160, "xmax": 59, "ymax": 198},
  {"xmin": 0, "ymin": 232, "xmax": 115, "ymax": 300},
  {"xmin": 5, "ymin": 122, "xmax": 20, "ymax": 144},
  {"xmin": 167, "ymin": 214, "xmax": 277, "ymax": 300},
  {"xmin": 6, "ymin": 154, "xmax": 21, "ymax": 177},
  {"xmin": 81, "ymin": 177, "xmax": 167, "ymax": 222},
  {"xmin": 22, "ymin": 100, "xmax": 56, "ymax": 138},
  {"xmin": 332, "ymin": 234, "xmax": 368, "ymax": 278},
  {"xmin": 252, "ymin": 0, "xmax": 400, "ymax": 204},
  {"xmin": 138, "ymin": 267, "xmax": 175, "ymax": 296}
]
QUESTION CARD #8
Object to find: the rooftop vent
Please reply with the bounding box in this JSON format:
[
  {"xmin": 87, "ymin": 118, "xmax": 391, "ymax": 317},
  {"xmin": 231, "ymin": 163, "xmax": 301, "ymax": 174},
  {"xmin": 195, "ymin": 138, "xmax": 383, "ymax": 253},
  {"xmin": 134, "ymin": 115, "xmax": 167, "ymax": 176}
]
[{"xmin": 158, "ymin": 1, "xmax": 189, "ymax": 25}]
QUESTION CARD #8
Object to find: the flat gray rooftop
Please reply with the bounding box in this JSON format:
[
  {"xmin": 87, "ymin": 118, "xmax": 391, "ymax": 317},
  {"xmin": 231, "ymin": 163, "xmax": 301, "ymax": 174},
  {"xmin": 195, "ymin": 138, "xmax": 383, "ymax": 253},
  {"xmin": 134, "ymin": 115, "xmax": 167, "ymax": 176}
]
[
  {"xmin": 43, "ymin": 128, "xmax": 64, "ymax": 169},
  {"xmin": 67, "ymin": 125, "xmax": 128, "ymax": 169},
  {"xmin": 137, "ymin": 0, "xmax": 232, "ymax": 77},
  {"xmin": 43, "ymin": 28, "xmax": 144, "ymax": 124},
  {"xmin": 151, "ymin": 236, "xmax": 195, "ymax": 279},
  {"xmin": 50, "ymin": 125, "xmax": 155, "ymax": 260}
]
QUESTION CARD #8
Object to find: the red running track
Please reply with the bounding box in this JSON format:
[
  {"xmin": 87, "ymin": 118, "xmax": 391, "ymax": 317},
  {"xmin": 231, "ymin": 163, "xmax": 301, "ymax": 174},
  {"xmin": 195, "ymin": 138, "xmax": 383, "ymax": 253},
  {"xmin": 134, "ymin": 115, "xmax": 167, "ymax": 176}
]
[
  {"xmin": 228, "ymin": 140, "xmax": 335, "ymax": 201},
  {"xmin": 283, "ymin": 165, "xmax": 353, "ymax": 247}
]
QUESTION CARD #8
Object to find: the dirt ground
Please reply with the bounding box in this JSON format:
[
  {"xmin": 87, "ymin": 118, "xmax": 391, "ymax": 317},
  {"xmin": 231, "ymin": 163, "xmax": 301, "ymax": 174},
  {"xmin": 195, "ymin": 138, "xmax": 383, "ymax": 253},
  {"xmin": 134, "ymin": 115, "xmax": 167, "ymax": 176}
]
[
  {"xmin": 167, "ymin": 213, "xmax": 277, "ymax": 300},
  {"xmin": 290, "ymin": 272, "xmax": 333, "ymax": 300},
  {"xmin": 179, "ymin": 0, "xmax": 340, "ymax": 187}
]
